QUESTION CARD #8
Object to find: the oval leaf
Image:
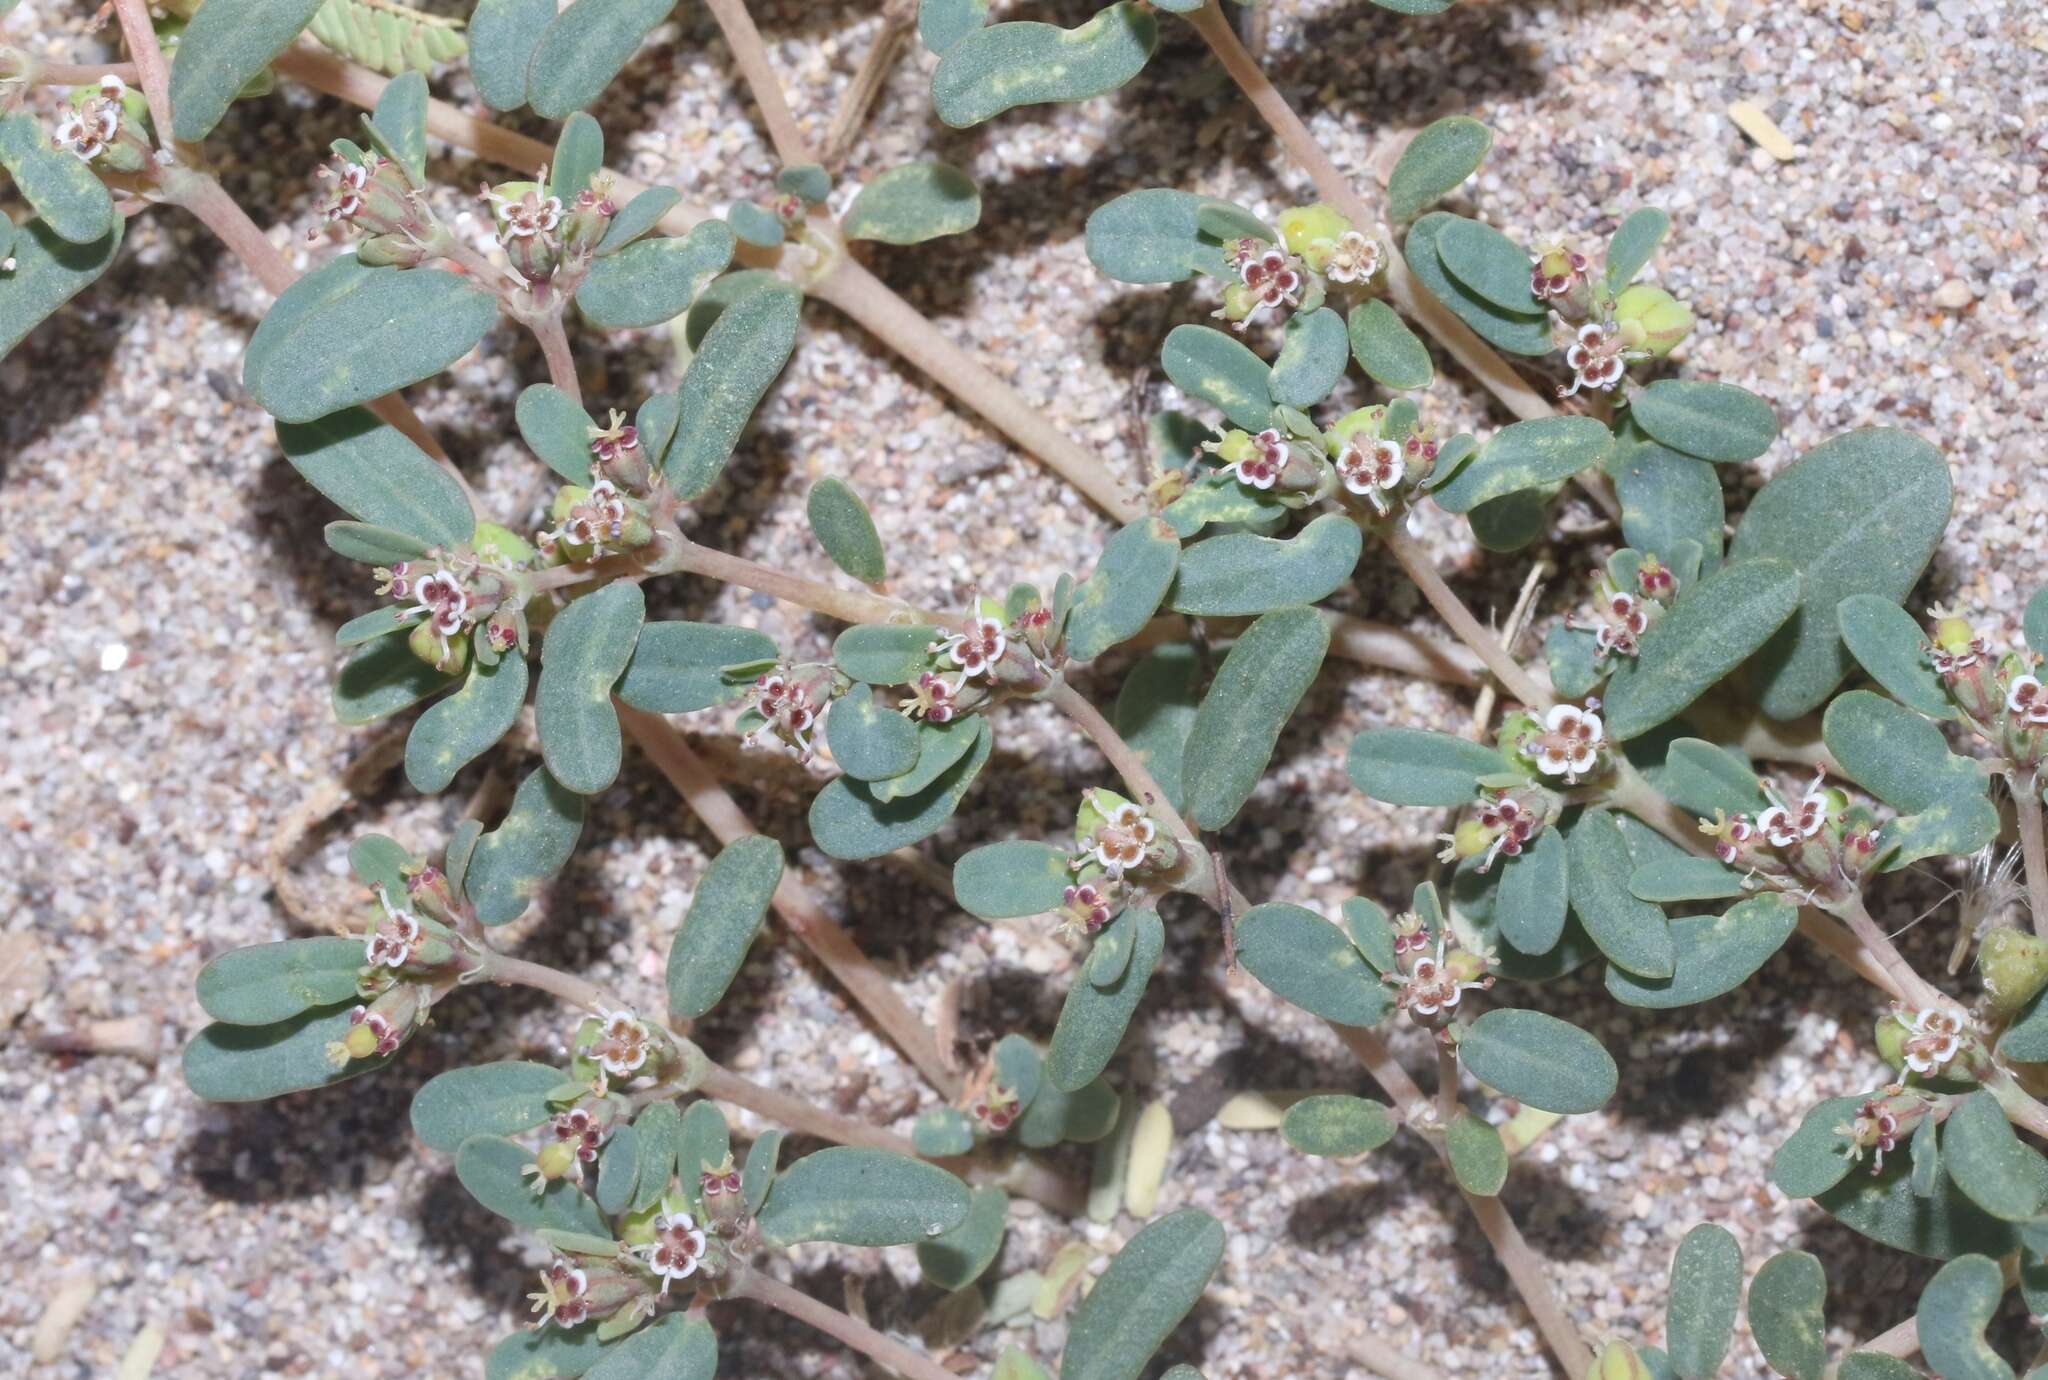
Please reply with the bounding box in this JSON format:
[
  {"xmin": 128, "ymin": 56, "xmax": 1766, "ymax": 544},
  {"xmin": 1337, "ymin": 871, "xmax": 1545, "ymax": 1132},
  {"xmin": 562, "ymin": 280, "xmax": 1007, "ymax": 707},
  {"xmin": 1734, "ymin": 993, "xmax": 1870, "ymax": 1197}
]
[
  {"xmin": 182, "ymin": 1004, "xmax": 396, "ymax": 1102},
  {"xmin": 196, "ymin": 937, "xmax": 367, "ymax": 1025},
  {"xmin": 826, "ymin": 685, "xmax": 920, "ymax": 781},
  {"xmin": 1161, "ymin": 323, "xmax": 1274, "ymax": 432},
  {"xmin": 406, "ymin": 651, "xmax": 529, "ymax": 793},
  {"xmin": 1066, "ymin": 517, "xmax": 1181, "ymax": 661},
  {"xmin": 662, "ymin": 278, "xmax": 802, "ymax": 498},
  {"xmin": 0, "ymin": 217, "xmax": 124, "ymax": 358},
  {"xmin": 1346, "ymin": 727, "xmax": 1499, "ymax": 807},
  {"xmin": 1280, "ymin": 1094, "xmax": 1397, "ymax": 1157},
  {"xmin": 455, "ymin": 1135, "xmax": 609, "ymax": 1234},
  {"xmin": 1403, "ymin": 213, "xmax": 1551, "ymax": 356},
  {"xmin": 1568, "ymin": 809, "xmax": 1675, "ymax": 978},
  {"xmin": 1942, "ymin": 1090, "xmax": 2048, "ymax": 1222},
  {"xmin": 1458, "ymin": 1008, "xmax": 1616, "ymax": 1115},
  {"xmin": 954, "ymin": 841, "xmax": 1074, "ymax": 920},
  {"xmin": 1388, "ymin": 116, "xmax": 1492, "ymax": 222},
  {"xmin": 1730, "ymin": 428, "xmax": 1952, "ymax": 719},
  {"xmin": 1497, "ymin": 825, "xmax": 1569, "ymax": 953},
  {"xmin": 666, "ymin": 835, "xmax": 781, "ymax": 1020},
  {"xmin": 527, "ymin": 0, "xmax": 677, "ymax": 119},
  {"xmin": 1436, "ymin": 216, "xmax": 1543, "ymax": 315},
  {"xmin": 410, "ymin": 1061, "xmax": 566, "ymax": 1153},
  {"xmin": 616, "ymin": 620, "xmax": 778, "ymax": 714},
  {"xmin": 1347, "ymin": 298, "xmax": 1434, "ymax": 391},
  {"xmin": 1431, "ymin": 415, "xmax": 1612, "ymax": 514},
  {"xmin": 537, "ymin": 581, "xmax": 645, "ymax": 795},
  {"xmin": 278, "ymin": 408, "xmax": 476, "ymax": 547},
  {"xmin": 1085, "ymin": 188, "xmax": 1232, "ymax": 285},
  {"xmin": 1170, "ymin": 511, "xmax": 1361, "ymax": 618},
  {"xmin": 1605, "ymin": 894, "xmax": 1798, "ymax": 1009},
  {"xmin": 808, "ymin": 716, "xmax": 991, "ymax": 859},
  {"xmin": 1601, "ymin": 557, "xmax": 1801, "ymax": 740},
  {"xmin": 245, "ymin": 257, "xmax": 499, "ymax": 424},
  {"xmin": 168, "ymin": 0, "xmax": 326, "ymax": 141},
  {"xmin": 577, "ymin": 221, "xmax": 737, "ymax": 330},
  {"xmin": 1237, "ymin": 902, "xmax": 1392, "ymax": 1027},
  {"xmin": 844, "ymin": 161, "xmax": 982, "ymax": 244},
  {"xmin": 1916, "ymin": 1254, "xmax": 2016, "ymax": 1380},
  {"xmin": 931, "ymin": 5, "xmax": 1159, "ymax": 128},
  {"xmin": 807, "ymin": 477, "xmax": 887, "ymax": 583},
  {"xmin": 1838, "ymin": 594, "xmax": 1955, "ymax": 719},
  {"xmin": 1666, "ymin": 1223, "xmax": 1742, "ymax": 1380},
  {"xmin": 756, "ymin": 1147, "xmax": 971, "ymax": 1247},
  {"xmin": 1631, "ymin": 379, "xmax": 1778, "ymax": 463},
  {"xmin": 1059, "ymin": 1209, "xmax": 1224, "ymax": 1380},
  {"xmin": 1447, "ymin": 1111, "xmax": 1509, "ymax": 1196},
  {"xmin": 1268, "ymin": 306, "xmax": 1349, "ymax": 408},
  {"xmin": 0, "ymin": 113, "xmax": 114, "ymax": 244},
  {"xmin": 466, "ymin": 766, "xmax": 587, "ymax": 925},
  {"xmin": 1748, "ymin": 1250, "xmax": 1828, "ymax": 1380},
  {"xmin": 1048, "ymin": 908, "xmax": 1163, "ymax": 1091},
  {"xmin": 1181, "ymin": 608, "xmax": 1329, "ymax": 831}
]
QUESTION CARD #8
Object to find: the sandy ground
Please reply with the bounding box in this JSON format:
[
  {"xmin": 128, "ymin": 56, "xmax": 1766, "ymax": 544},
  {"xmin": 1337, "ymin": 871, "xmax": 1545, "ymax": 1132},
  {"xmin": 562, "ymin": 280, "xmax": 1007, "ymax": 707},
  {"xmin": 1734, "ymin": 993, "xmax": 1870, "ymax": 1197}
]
[{"xmin": 4, "ymin": 0, "xmax": 2047, "ymax": 1375}]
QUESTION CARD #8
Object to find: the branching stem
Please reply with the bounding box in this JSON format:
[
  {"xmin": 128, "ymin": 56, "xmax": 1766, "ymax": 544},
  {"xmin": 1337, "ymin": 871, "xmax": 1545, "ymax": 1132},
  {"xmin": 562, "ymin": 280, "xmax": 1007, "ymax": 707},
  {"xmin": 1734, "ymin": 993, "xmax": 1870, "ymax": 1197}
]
[
  {"xmin": 1045, "ymin": 678, "xmax": 1196, "ymax": 846},
  {"xmin": 616, "ymin": 705, "xmax": 963, "ymax": 1099},
  {"xmin": 732, "ymin": 1267, "xmax": 959, "ymax": 1380},
  {"xmin": 1381, "ymin": 524, "xmax": 1551, "ymax": 709},
  {"xmin": 108, "ymin": 0, "xmax": 175, "ymax": 152},
  {"xmin": 701, "ymin": 0, "xmax": 813, "ymax": 166}
]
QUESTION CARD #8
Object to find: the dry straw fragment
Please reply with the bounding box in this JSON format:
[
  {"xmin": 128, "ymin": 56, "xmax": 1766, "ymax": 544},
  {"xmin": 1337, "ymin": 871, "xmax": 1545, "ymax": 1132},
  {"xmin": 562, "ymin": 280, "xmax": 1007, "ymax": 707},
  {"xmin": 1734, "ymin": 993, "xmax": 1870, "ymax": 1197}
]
[{"xmin": 1728, "ymin": 101, "xmax": 1799, "ymax": 160}]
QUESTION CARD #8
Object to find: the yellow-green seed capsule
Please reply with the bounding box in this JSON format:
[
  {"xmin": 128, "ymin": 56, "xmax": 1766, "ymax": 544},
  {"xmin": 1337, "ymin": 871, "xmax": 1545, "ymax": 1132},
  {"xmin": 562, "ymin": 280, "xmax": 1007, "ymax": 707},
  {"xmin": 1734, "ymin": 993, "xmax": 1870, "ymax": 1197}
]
[
  {"xmin": 1614, "ymin": 285, "xmax": 1694, "ymax": 358},
  {"xmin": 1583, "ymin": 1340, "xmax": 1652, "ymax": 1380},
  {"xmin": 1982, "ymin": 928, "xmax": 2048, "ymax": 1020},
  {"xmin": 1874, "ymin": 1011, "xmax": 1909, "ymax": 1073},
  {"xmin": 1277, "ymin": 203, "xmax": 1352, "ymax": 265}
]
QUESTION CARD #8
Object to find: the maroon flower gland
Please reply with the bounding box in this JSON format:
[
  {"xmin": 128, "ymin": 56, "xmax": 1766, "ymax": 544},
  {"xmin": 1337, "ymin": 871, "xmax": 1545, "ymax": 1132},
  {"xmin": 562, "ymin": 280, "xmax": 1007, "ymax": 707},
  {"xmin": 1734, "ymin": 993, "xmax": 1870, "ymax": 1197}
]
[
  {"xmin": 1439, "ymin": 787, "xmax": 1552, "ymax": 873},
  {"xmin": 1334, "ymin": 432, "xmax": 1406, "ymax": 515},
  {"xmin": 551, "ymin": 1106, "xmax": 610, "ymax": 1170},
  {"xmin": 1569, "ymin": 573, "xmax": 1656, "ymax": 660},
  {"xmin": 480, "ymin": 173, "xmax": 568, "ymax": 284},
  {"xmin": 969, "ymin": 1083, "xmax": 1022, "ymax": 1136},
  {"xmin": 1697, "ymin": 769, "xmax": 1879, "ymax": 902},
  {"xmin": 1636, "ymin": 553, "xmax": 1678, "ymax": 600},
  {"xmin": 1520, "ymin": 703, "xmax": 1607, "ymax": 784},
  {"xmin": 1529, "ymin": 243, "xmax": 1592, "ymax": 317},
  {"xmin": 699, "ymin": 1153, "xmax": 748, "ymax": 1233},
  {"xmin": 587, "ymin": 1010, "xmax": 655, "ymax": 1085},
  {"xmin": 327, "ymin": 983, "xmax": 425, "ymax": 1066},
  {"xmin": 1835, "ymin": 1085, "xmax": 1933, "ymax": 1175},
  {"xmin": 1320, "ymin": 230, "xmax": 1384, "ymax": 285},
  {"xmin": 1894, "ymin": 1003, "xmax": 1974, "ymax": 1079},
  {"xmin": 363, "ymin": 886, "xmax": 424, "ymax": 970},
  {"xmin": 1384, "ymin": 922, "xmax": 1494, "ymax": 1036},
  {"xmin": 527, "ymin": 1257, "xmax": 646, "ymax": 1328},
  {"xmin": 52, "ymin": 76, "xmax": 149, "ymax": 172},
  {"xmin": 932, "ymin": 616, "xmax": 1008, "ymax": 680},
  {"xmin": 1215, "ymin": 243, "xmax": 1305, "ymax": 331},
  {"xmin": 901, "ymin": 670, "xmax": 964, "ymax": 724},
  {"xmin": 1084, "ymin": 800, "xmax": 1159, "ymax": 877},
  {"xmin": 638, "ymin": 1210, "xmax": 711, "ymax": 1292},
  {"xmin": 745, "ymin": 669, "xmax": 821, "ymax": 761},
  {"xmin": 1057, "ymin": 880, "xmax": 1121, "ymax": 938},
  {"xmin": 1558, "ymin": 321, "xmax": 1635, "ymax": 398},
  {"xmin": 1925, "ymin": 611, "xmax": 1997, "ymax": 722}
]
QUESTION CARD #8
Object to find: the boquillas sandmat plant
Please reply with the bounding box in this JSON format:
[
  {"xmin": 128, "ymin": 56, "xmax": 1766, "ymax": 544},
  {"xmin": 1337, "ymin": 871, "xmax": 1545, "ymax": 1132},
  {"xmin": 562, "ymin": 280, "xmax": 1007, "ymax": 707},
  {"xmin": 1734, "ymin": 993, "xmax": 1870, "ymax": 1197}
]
[{"xmin": 5, "ymin": 0, "xmax": 2046, "ymax": 1377}]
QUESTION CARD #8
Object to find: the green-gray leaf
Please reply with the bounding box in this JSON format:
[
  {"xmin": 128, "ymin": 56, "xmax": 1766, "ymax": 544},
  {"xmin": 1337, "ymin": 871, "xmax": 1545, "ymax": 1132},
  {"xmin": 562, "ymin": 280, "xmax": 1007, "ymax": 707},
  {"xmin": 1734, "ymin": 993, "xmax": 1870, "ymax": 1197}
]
[
  {"xmin": 662, "ymin": 278, "xmax": 801, "ymax": 498},
  {"xmin": 918, "ymin": 0, "xmax": 989, "ymax": 52},
  {"xmin": 1601, "ymin": 557, "xmax": 1801, "ymax": 740},
  {"xmin": 245, "ymin": 257, "xmax": 498, "ymax": 424},
  {"xmin": 168, "ymin": 0, "xmax": 325, "ymax": 141},
  {"xmin": 616, "ymin": 621, "xmax": 778, "ymax": 714},
  {"xmin": 1430, "ymin": 415, "xmax": 1612, "ymax": 514},
  {"xmin": 826, "ymin": 685, "xmax": 920, "ymax": 781},
  {"xmin": 1772, "ymin": 1095, "xmax": 1868, "ymax": 1199},
  {"xmin": 756, "ymin": 1147, "xmax": 971, "ymax": 1247},
  {"xmin": 806, "ymin": 478, "xmax": 887, "ymax": 583},
  {"xmin": 577, "ymin": 220, "xmax": 736, "ymax": 330},
  {"xmin": 325, "ymin": 520, "xmax": 430, "ymax": 566},
  {"xmin": 1181, "ymin": 607, "xmax": 1328, "ymax": 830},
  {"xmin": 1168, "ymin": 513, "xmax": 1361, "ymax": 616},
  {"xmin": 914, "ymin": 1105, "xmax": 976, "ymax": 1157},
  {"xmin": 516, "ymin": 382, "xmax": 594, "ymax": 484},
  {"xmin": 584, "ymin": 1315, "xmax": 716, "ymax": 1380},
  {"xmin": 1568, "ymin": 809, "xmax": 1674, "ymax": 978},
  {"xmin": 1280, "ymin": 1094, "xmax": 1397, "ymax": 1158},
  {"xmin": 1048, "ymin": 908, "xmax": 1162, "ymax": 1091},
  {"xmin": 1612, "ymin": 437, "xmax": 1725, "ymax": 575},
  {"xmin": 1236, "ymin": 902, "xmax": 1392, "ymax": 1026},
  {"xmin": 872, "ymin": 714, "xmax": 981, "ymax": 801},
  {"xmin": 277, "ymin": 408, "xmax": 476, "ymax": 547},
  {"xmin": 332, "ymin": 634, "xmax": 456, "ymax": 725},
  {"xmin": 467, "ymin": 0, "xmax": 556, "ymax": 108},
  {"xmin": 1730, "ymin": 428, "xmax": 1952, "ymax": 719},
  {"xmin": 1347, "ymin": 299, "xmax": 1434, "ymax": 390},
  {"xmin": 1748, "ymin": 1250, "xmax": 1827, "ymax": 1380},
  {"xmin": 667, "ymin": 835, "xmax": 782, "ymax": 1020},
  {"xmin": 182, "ymin": 1004, "xmax": 396, "ymax": 1102},
  {"xmin": 1822, "ymin": 688, "xmax": 1991, "ymax": 819},
  {"xmin": 931, "ymin": 5, "xmax": 1159, "ymax": 128},
  {"xmin": 1446, "ymin": 1111, "xmax": 1509, "ymax": 1195},
  {"xmin": 808, "ymin": 716, "xmax": 991, "ymax": 858},
  {"xmin": 918, "ymin": 1185, "xmax": 1009, "ymax": 1290},
  {"xmin": 1066, "ymin": 517, "xmax": 1181, "ymax": 660},
  {"xmin": 1838, "ymin": 594, "xmax": 1955, "ymax": 719},
  {"xmin": 366, "ymin": 71, "xmax": 429, "ymax": 182},
  {"xmin": 1161, "ymin": 323, "xmax": 1274, "ymax": 432},
  {"xmin": 1497, "ymin": 825, "xmax": 1569, "ymax": 953},
  {"xmin": 1916, "ymin": 1254, "xmax": 2016, "ymax": 1380},
  {"xmin": 455, "ymin": 1135, "xmax": 609, "ymax": 1234},
  {"xmin": 0, "ymin": 114, "xmax": 114, "ymax": 244},
  {"xmin": 1631, "ymin": 380, "xmax": 1778, "ymax": 463},
  {"xmin": 833, "ymin": 623, "xmax": 940, "ymax": 685},
  {"xmin": 1404, "ymin": 213, "xmax": 1551, "ymax": 356},
  {"xmin": 536, "ymin": 581, "xmax": 644, "ymax": 795},
  {"xmin": 0, "ymin": 218, "xmax": 124, "ymax": 359},
  {"xmin": 1115, "ymin": 644, "xmax": 1201, "ymax": 813},
  {"xmin": 954, "ymin": 841, "xmax": 1074, "ymax": 920},
  {"xmin": 485, "ymin": 1326, "xmax": 608, "ymax": 1380},
  {"xmin": 1059, "ymin": 1209, "xmax": 1224, "ymax": 1380},
  {"xmin": 466, "ymin": 766, "xmax": 587, "ymax": 925},
  {"xmin": 406, "ymin": 651, "xmax": 529, "ymax": 793},
  {"xmin": 597, "ymin": 187, "xmax": 682, "ymax": 255},
  {"xmin": 844, "ymin": 162, "xmax": 982, "ymax": 244},
  {"xmin": 1268, "ymin": 307, "xmax": 1349, "ymax": 408},
  {"xmin": 1605, "ymin": 208, "xmax": 1671, "ymax": 292},
  {"xmin": 1084, "ymin": 188, "xmax": 1234, "ymax": 285},
  {"xmin": 1388, "ymin": 116, "xmax": 1492, "ymax": 222},
  {"xmin": 1436, "ymin": 216, "xmax": 1543, "ymax": 315},
  {"xmin": 1458, "ymin": 1008, "xmax": 1617, "ymax": 1114},
  {"xmin": 1650, "ymin": 738, "xmax": 1767, "ymax": 817},
  {"xmin": 526, "ymin": 0, "xmax": 678, "ymax": 119},
  {"xmin": 1625, "ymin": 857, "xmax": 1747, "ymax": 904},
  {"xmin": 1346, "ymin": 727, "xmax": 1500, "ymax": 806},
  {"xmin": 1942, "ymin": 1090, "xmax": 2048, "ymax": 1222},
  {"xmin": 1818, "ymin": 1154, "xmax": 2017, "ymax": 1261},
  {"xmin": 195, "ymin": 938, "xmax": 366, "ymax": 1025},
  {"xmin": 1666, "ymin": 1223, "xmax": 1742, "ymax": 1380},
  {"xmin": 410, "ymin": 1061, "xmax": 565, "ymax": 1153}
]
